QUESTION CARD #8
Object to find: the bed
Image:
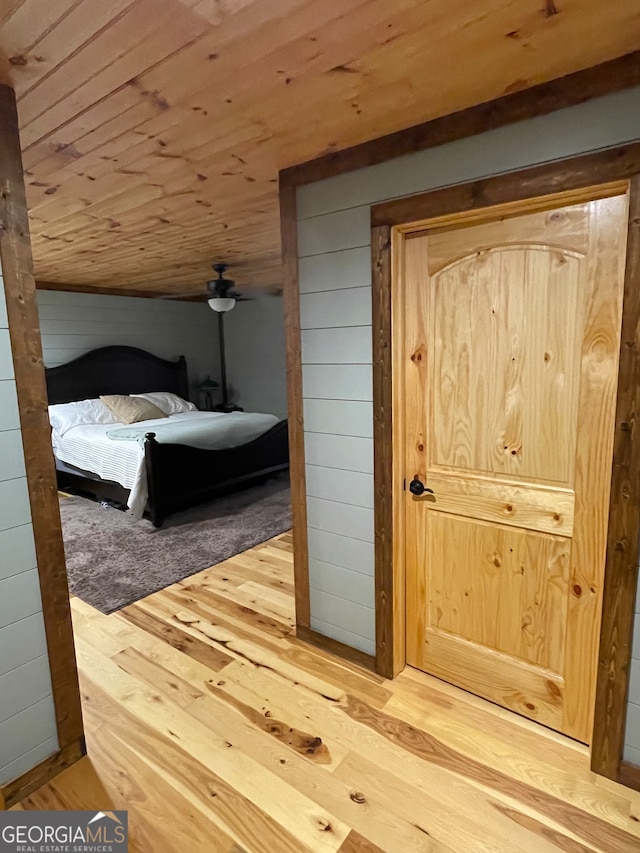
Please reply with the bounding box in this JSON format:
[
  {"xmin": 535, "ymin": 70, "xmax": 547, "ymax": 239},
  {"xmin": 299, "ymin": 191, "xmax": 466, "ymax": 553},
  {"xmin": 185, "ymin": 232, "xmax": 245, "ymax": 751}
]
[{"xmin": 45, "ymin": 345, "xmax": 289, "ymax": 526}]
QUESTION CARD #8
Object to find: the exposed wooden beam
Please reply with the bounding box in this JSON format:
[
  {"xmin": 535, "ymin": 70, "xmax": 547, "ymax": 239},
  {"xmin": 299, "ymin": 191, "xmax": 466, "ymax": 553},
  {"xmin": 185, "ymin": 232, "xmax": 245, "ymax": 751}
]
[
  {"xmin": 0, "ymin": 83, "xmax": 85, "ymax": 803},
  {"xmin": 35, "ymin": 279, "xmax": 172, "ymax": 299},
  {"xmin": 279, "ymin": 180, "xmax": 310, "ymax": 629}
]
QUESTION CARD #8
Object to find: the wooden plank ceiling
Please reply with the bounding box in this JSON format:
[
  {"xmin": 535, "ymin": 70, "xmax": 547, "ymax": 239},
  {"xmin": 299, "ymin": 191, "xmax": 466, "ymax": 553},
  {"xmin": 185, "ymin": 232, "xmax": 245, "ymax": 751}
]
[{"xmin": 0, "ymin": 0, "xmax": 639, "ymax": 297}]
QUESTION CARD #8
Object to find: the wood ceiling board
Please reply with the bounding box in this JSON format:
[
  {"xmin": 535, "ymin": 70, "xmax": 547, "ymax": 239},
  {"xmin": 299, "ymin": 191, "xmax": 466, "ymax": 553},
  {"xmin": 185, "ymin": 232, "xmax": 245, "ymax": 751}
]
[{"xmin": 2, "ymin": 1, "xmax": 640, "ymax": 295}]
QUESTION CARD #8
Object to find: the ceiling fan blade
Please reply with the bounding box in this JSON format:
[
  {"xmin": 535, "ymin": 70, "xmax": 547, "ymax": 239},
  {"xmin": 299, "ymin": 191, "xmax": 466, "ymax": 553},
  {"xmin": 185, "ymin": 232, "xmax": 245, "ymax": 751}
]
[{"xmin": 159, "ymin": 291, "xmax": 204, "ymax": 300}]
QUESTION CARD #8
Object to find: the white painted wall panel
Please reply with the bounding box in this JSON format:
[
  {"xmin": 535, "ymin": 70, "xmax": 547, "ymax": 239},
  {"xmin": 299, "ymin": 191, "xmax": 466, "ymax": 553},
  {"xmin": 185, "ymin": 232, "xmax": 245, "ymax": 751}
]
[
  {"xmin": 0, "ymin": 280, "xmax": 6, "ymax": 327},
  {"xmin": 0, "ymin": 380, "xmax": 20, "ymax": 431},
  {"xmin": 0, "ymin": 525, "xmax": 37, "ymax": 582},
  {"xmin": 310, "ymin": 616, "xmax": 375, "ymax": 656},
  {"xmin": 302, "ymin": 326, "xmax": 372, "ymax": 364},
  {"xmin": 0, "ymin": 431, "xmax": 26, "ymax": 482},
  {"xmin": 37, "ymin": 290, "xmax": 220, "ymax": 401},
  {"xmin": 223, "ymin": 296, "xmax": 287, "ymax": 417},
  {"xmin": 0, "ymin": 656, "xmax": 53, "ymax": 724},
  {"xmin": 304, "ymin": 432, "xmax": 373, "ymax": 473},
  {"xmin": 0, "ymin": 330, "xmax": 14, "ymax": 380},
  {"xmin": 298, "ymin": 205, "xmax": 370, "ymax": 257},
  {"xmin": 0, "ymin": 698, "xmax": 58, "ymax": 783},
  {"xmin": 0, "ymin": 570, "xmax": 44, "ymax": 627},
  {"xmin": 299, "ymin": 247, "xmax": 372, "ymax": 293},
  {"xmin": 295, "ymin": 85, "xmax": 640, "ymax": 675},
  {"xmin": 309, "ymin": 558, "xmax": 375, "ymax": 608},
  {"xmin": 307, "ymin": 496, "xmax": 374, "ymax": 543},
  {"xmin": 303, "ymin": 364, "xmax": 372, "ymax": 401},
  {"xmin": 300, "ymin": 287, "xmax": 372, "ymax": 330},
  {"xmin": 625, "ymin": 745, "xmax": 640, "ymax": 766},
  {"xmin": 625, "ymin": 602, "xmax": 640, "ymax": 759},
  {"xmin": 303, "ymin": 399, "xmax": 373, "ymax": 438},
  {"xmin": 307, "ymin": 528, "xmax": 374, "ymax": 575},
  {"xmin": 309, "ymin": 588, "xmax": 374, "ymax": 643},
  {"xmin": 0, "ymin": 477, "xmax": 32, "ymax": 532},
  {"xmin": 628, "ymin": 659, "xmax": 640, "ymax": 706},
  {"xmin": 0, "ymin": 615, "xmax": 48, "ymax": 677},
  {"xmin": 306, "ymin": 465, "xmax": 374, "ymax": 509},
  {"xmin": 625, "ymin": 702, "xmax": 640, "ymax": 762},
  {"xmin": 0, "ymin": 736, "xmax": 58, "ymax": 787}
]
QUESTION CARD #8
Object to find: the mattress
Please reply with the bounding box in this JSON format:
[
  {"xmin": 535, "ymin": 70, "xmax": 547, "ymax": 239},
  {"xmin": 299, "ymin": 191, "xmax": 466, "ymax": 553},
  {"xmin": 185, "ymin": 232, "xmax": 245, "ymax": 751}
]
[{"xmin": 53, "ymin": 411, "xmax": 279, "ymax": 518}]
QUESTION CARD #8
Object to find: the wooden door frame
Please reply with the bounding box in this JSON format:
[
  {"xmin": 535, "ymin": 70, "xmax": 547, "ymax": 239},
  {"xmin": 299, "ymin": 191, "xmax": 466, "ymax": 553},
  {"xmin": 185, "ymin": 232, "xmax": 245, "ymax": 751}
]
[
  {"xmin": 371, "ymin": 143, "xmax": 640, "ymax": 786},
  {"xmin": 0, "ymin": 84, "xmax": 85, "ymax": 808}
]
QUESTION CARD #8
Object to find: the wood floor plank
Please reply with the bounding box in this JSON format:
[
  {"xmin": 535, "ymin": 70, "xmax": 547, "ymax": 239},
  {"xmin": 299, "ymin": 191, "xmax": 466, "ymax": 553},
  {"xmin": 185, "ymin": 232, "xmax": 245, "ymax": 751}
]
[
  {"xmin": 333, "ymin": 752, "xmax": 597, "ymax": 853},
  {"xmin": 75, "ymin": 634, "xmax": 349, "ymax": 852},
  {"xmin": 113, "ymin": 643, "xmax": 337, "ymax": 766},
  {"xmin": 79, "ymin": 730, "xmax": 238, "ymax": 853},
  {"xmin": 339, "ymin": 832, "xmax": 387, "ymax": 853},
  {"xmin": 187, "ymin": 555, "xmax": 295, "ymax": 594},
  {"xmin": 181, "ymin": 691, "xmax": 453, "ymax": 851},
  {"xmin": 20, "ymin": 756, "xmax": 161, "ymax": 853},
  {"xmin": 119, "ymin": 602, "xmax": 235, "ymax": 670},
  {"xmin": 171, "ymin": 583, "xmax": 294, "ymax": 638},
  {"xmin": 18, "ymin": 532, "xmax": 640, "ymax": 853},
  {"xmin": 81, "ymin": 686, "xmax": 317, "ymax": 853},
  {"xmin": 217, "ymin": 659, "xmax": 606, "ymax": 851},
  {"xmin": 384, "ymin": 692, "xmax": 634, "ymax": 824},
  {"xmin": 340, "ymin": 695, "xmax": 640, "ymax": 853},
  {"xmin": 143, "ymin": 586, "xmax": 287, "ymax": 651}
]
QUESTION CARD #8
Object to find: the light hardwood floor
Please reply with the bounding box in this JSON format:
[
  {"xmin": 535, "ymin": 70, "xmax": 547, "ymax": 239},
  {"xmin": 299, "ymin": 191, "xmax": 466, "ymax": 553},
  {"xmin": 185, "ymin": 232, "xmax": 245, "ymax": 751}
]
[{"xmin": 17, "ymin": 531, "xmax": 640, "ymax": 852}]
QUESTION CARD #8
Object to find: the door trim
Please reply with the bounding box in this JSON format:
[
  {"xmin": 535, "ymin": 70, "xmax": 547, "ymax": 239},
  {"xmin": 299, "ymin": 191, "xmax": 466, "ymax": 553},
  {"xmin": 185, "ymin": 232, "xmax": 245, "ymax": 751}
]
[{"xmin": 371, "ymin": 142, "xmax": 640, "ymax": 786}]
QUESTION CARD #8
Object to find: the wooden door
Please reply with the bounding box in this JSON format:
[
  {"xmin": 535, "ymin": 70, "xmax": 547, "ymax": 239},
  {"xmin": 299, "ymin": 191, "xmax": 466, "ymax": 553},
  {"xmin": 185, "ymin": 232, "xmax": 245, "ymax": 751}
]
[{"xmin": 402, "ymin": 191, "xmax": 629, "ymax": 743}]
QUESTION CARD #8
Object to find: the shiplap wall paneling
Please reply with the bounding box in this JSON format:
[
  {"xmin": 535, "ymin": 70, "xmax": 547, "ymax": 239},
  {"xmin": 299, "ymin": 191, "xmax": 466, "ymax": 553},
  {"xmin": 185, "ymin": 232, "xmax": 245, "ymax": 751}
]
[
  {"xmin": 307, "ymin": 527, "xmax": 375, "ymax": 573},
  {"xmin": 0, "ymin": 272, "xmax": 58, "ymax": 787},
  {"xmin": 299, "ymin": 287, "xmax": 372, "ymax": 330},
  {"xmin": 37, "ymin": 290, "xmax": 220, "ymax": 402},
  {"xmin": 624, "ymin": 592, "xmax": 640, "ymax": 765},
  {"xmin": 299, "ymin": 241, "xmax": 375, "ymax": 654},
  {"xmin": 294, "ymin": 86, "xmax": 640, "ymax": 666},
  {"xmin": 305, "ymin": 465, "xmax": 374, "ymax": 509},
  {"xmin": 223, "ymin": 296, "xmax": 287, "ymax": 417},
  {"xmin": 302, "ymin": 326, "xmax": 371, "ymax": 364},
  {"xmin": 303, "ymin": 399, "xmax": 373, "ymax": 438}
]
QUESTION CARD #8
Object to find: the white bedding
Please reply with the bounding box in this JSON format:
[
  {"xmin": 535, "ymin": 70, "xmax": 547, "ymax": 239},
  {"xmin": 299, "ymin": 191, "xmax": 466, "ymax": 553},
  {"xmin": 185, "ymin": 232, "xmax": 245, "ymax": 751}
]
[{"xmin": 53, "ymin": 410, "xmax": 279, "ymax": 518}]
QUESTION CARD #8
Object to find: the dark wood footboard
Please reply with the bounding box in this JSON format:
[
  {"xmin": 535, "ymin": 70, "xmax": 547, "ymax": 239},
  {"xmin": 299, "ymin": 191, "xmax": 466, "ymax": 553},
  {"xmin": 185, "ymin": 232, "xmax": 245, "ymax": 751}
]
[{"xmin": 143, "ymin": 420, "xmax": 289, "ymax": 526}]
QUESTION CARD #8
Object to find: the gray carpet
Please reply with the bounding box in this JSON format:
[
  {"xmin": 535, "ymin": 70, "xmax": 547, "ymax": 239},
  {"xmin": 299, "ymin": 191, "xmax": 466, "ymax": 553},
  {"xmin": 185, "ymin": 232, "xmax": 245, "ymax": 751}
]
[{"xmin": 59, "ymin": 474, "xmax": 291, "ymax": 614}]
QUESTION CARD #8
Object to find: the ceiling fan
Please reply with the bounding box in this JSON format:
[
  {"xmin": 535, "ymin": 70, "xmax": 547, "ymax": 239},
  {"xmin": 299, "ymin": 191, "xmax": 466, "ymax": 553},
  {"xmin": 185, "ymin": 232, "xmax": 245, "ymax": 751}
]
[
  {"xmin": 206, "ymin": 263, "xmax": 253, "ymax": 312},
  {"xmin": 204, "ymin": 263, "xmax": 255, "ymax": 412}
]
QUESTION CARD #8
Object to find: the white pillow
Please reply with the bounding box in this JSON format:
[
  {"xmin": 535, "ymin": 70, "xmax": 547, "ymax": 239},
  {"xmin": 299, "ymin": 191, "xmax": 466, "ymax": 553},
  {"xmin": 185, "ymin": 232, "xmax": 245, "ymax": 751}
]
[
  {"xmin": 48, "ymin": 398, "xmax": 117, "ymax": 436},
  {"xmin": 132, "ymin": 391, "xmax": 197, "ymax": 415}
]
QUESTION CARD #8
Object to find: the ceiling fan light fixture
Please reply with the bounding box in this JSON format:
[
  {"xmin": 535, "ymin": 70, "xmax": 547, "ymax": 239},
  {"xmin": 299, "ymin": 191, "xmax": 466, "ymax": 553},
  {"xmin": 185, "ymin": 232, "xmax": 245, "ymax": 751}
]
[{"xmin": 208, "ymin": 296, "xmax": 236, "ymax": 313}]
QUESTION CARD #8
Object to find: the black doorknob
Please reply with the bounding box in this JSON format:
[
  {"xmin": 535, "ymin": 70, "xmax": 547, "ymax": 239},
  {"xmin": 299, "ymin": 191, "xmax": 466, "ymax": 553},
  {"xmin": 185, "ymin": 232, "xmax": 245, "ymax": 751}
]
[{"xmin": 409, "ymin": 478, "xmax": 434, "ymax": 496}]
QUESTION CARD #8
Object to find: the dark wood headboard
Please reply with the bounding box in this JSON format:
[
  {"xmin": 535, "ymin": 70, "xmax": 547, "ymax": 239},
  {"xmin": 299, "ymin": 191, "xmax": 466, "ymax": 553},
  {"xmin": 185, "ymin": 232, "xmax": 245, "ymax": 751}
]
[{"xmin": 45, "ymin": 346, "xmax": 189, "ymax": 405}]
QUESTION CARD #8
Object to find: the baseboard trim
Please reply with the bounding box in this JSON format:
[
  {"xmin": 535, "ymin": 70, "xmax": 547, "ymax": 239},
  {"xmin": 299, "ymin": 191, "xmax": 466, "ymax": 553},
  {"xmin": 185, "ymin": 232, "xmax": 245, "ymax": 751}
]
[
  {"xmin": 295, "ymin": 625, "xmax": 376, "ymax": 672},
  {"xmin": 2, "ymin": 737, "xmax": 86, "ymax": 809}
]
